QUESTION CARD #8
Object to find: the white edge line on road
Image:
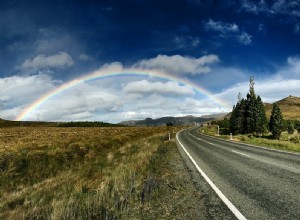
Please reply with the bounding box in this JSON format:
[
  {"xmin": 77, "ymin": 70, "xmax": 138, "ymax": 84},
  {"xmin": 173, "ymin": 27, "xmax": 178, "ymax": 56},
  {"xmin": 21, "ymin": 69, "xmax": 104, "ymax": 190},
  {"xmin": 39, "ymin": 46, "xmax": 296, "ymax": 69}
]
[
  {"xmin": 176, "ymin": 132, "xmax": 247, "ymax": 220},
  {"xmin": 232, "ymin": 150, "xmax": 251, "ymax": 158}
]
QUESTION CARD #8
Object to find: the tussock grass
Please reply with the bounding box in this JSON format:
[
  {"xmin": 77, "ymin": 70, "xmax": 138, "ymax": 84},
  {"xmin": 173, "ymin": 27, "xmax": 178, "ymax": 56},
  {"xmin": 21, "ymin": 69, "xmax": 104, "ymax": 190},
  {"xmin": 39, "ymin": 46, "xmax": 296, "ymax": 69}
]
[{"xmin": 0, "ymin": 126, "xmax": 181, "ymax": 219}]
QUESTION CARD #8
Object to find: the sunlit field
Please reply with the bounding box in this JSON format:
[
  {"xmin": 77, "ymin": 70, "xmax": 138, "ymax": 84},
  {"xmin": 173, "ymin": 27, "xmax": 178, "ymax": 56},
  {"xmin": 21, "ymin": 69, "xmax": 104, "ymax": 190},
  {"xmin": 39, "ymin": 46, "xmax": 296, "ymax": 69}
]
[{"xmin": 0, "ymin": 126, "xmax": 181, "ymax": 219}]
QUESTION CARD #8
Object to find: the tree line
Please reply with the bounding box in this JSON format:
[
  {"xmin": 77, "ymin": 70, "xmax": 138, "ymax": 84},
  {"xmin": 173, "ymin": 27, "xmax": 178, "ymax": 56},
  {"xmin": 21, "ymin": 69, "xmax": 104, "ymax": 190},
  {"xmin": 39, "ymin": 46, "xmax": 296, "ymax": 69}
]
[
  {"xmin": 214, "ymin": 77, "xmax": 299, "ymax": 139},
  {"xmin": 57, "ymin": 121, "xmax": 125, "ymax": 127}
]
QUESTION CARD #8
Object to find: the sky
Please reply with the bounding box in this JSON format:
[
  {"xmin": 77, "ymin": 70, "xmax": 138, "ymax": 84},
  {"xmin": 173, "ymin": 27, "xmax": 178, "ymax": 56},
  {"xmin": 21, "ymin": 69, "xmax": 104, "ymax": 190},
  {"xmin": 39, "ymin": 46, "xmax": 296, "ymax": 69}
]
[{"xmin": 0, "ymin": 0, "xmax": 300, "ymax": 123}]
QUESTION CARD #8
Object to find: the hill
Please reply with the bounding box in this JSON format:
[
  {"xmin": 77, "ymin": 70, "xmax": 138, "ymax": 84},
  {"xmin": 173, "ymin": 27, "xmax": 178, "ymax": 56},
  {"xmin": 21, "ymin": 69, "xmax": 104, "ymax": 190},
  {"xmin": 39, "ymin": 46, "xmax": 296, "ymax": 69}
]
[
  {"xmin": 119, "ymin": 113, "xmax": 228, "ymax": 126},
  {"xmin": 264, "ymin": 95, "xmax": 300, "ymax": 120}
]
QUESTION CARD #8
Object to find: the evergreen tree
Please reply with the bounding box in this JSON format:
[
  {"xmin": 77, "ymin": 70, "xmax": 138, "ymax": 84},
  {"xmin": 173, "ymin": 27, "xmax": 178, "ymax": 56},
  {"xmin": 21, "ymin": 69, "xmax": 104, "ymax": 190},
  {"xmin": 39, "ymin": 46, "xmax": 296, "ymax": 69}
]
[
  {"xmin": 287, "ymin": 120, "xmax": 295, "ymax": 134},
  {"xmin": 295, "ymin": 120, "xmax": 300, "ymax": 133},
  {"xmin": 236, "ymin": 98, "xmax": 246, "ymax": 134},
  {"xmin": 229, "ymin": 76, "xmax": 267, "ymax": 135},
  {"xmin": 230, "ymin": 96, "xmax": 246, "ymax": 134},
  {"xmin": 230, "ymin": 105, "xmax": 239, "ymax": 134},
  {"xmin": 255, "ymin": 95, "xmax": 267, "ymax": 135},
  {"xmin": 269, "ymin": 103, "xmax": 284, "ymax": 139},
  {"xmin": 245, "ymin": 76, "xmax": 256, "ymax": 134}
]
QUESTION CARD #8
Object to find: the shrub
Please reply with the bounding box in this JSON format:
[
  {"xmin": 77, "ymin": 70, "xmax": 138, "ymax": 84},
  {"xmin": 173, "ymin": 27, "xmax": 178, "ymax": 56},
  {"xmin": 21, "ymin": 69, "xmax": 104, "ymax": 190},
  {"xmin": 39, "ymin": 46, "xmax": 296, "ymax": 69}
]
[{"xmin": 287, "ymin": 121, "xmax": 295, "ymax": 134}]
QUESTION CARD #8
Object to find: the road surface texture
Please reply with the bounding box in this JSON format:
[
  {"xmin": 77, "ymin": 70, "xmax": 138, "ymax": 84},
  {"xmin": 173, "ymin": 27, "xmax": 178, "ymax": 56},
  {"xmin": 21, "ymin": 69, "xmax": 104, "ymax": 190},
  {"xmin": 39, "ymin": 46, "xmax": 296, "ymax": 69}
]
[{"xmin": 176, "ymin": 127, "xmax": 300, "ymax": 220}]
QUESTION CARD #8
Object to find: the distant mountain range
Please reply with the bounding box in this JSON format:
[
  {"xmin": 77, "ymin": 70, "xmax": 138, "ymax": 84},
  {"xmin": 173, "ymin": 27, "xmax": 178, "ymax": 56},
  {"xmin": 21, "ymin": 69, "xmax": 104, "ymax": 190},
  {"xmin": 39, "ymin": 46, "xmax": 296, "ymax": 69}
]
[
  {"xmin": 118, "ymin": 113, "xmax": 228, "ymax": 126},
  {"xmin": 121, "ymin": 95, "xmax": 300, "ymax": 127},
  {"xmin": 1, "ymin": 96, "xmax": 299, "ymax": 127}
]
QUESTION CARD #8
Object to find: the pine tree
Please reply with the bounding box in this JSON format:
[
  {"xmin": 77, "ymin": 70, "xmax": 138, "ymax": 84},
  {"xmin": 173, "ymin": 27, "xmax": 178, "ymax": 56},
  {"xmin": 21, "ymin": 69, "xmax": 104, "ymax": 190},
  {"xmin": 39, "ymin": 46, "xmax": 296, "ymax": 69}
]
[
  {"xmin": 229, "ymin": 76, "xmax": 267, "ymax": 135},
  {"xmin": 245, "ymin": 77, "xmax": 256, "ymax": 134},
  {"xmin": 230, "ymin": 96, "xmax": 246, "ymax": 134},
  {"xmin": 255, "ymin": 95, "xmax": 267, "ymax": 135},
  {"xmin": 230, "ymin": 105, "xmax": 239, "ymax": 134},
  {"xmin": 287, "ymin": 120, "xmax": 294, "ymax": 134},
  {"xmin": 236, "ymin": 98, "xmax": 246, "ymax": 134},
  {"xmin": 269, "ymin": 103, "xmax": 283, "ymax": 139}
]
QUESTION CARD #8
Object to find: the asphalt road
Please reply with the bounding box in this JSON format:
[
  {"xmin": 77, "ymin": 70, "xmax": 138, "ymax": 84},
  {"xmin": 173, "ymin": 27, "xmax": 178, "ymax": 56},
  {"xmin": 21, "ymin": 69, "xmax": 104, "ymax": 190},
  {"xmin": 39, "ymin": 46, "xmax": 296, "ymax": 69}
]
[{"xmin": 177, "ymin": 127, "xmax": 300, "ymax": 220}]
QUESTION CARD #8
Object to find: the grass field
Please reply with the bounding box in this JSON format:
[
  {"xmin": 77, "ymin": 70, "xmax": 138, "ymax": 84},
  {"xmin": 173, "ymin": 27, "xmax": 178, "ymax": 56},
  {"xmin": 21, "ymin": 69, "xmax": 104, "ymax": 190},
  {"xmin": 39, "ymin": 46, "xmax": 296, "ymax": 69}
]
[
  {"xmin": 0, "ymin": 126, "xmax": 182, "ymax": 219},
  {"xmin": 199, "ymin": 126, "xmax": 300, "ymax": 153}
]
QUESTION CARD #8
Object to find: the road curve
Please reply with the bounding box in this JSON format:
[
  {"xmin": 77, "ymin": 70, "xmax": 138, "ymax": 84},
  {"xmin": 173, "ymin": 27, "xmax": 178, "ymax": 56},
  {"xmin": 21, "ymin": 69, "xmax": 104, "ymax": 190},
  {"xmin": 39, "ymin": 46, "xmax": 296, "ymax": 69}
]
[{"xmin": 177, "ymin": 127, "xmax": 300, "ymax": 220}]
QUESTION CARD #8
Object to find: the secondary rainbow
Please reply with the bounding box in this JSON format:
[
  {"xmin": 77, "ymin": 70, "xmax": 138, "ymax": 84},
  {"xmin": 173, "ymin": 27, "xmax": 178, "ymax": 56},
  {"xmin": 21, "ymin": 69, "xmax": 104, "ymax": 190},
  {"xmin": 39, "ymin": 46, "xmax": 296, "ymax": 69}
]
[{"xmin": 15, "ymin": 69, "xmax": 231, "ymax": 121}]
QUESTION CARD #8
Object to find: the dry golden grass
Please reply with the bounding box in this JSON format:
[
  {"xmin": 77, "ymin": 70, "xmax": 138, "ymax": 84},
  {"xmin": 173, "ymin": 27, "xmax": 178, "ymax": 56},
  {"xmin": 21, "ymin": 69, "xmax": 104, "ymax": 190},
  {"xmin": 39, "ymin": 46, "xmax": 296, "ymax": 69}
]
[
  {"xmin": 0, "ymin": 126, "xmax": 181, "ymax": 219},
  {"xmin": 264, "ymin": 95, "xmax": 300, "ymax": 120}
]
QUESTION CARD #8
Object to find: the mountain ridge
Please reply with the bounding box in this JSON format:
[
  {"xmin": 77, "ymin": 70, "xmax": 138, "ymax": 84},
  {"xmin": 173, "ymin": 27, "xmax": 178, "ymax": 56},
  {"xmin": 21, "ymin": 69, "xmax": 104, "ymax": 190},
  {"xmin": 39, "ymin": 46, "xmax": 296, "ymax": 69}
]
[{"xmin": 119, "ymin": 113, "xmax": 228, "ymax": 126}]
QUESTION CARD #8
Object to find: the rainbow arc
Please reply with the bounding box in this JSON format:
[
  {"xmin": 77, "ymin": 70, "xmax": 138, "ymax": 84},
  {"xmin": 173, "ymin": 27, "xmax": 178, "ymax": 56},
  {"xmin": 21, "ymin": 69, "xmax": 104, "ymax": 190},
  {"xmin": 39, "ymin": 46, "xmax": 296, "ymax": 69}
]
[{"xmin": 15, "ymin": 69, "xmax": 230, "ymax": 121}]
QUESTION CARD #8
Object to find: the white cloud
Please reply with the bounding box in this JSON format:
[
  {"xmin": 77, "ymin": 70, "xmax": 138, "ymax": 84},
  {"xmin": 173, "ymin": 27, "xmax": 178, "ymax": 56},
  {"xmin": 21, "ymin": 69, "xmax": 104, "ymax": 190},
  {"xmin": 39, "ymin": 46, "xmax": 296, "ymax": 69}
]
[
  {"xmin": 173, "ymin": 36, "xmax": 201, "ymax": 49},
  {"xmin": 20, "ymin": 51, "xmax": 74, "ymax": 71},
  {"xmin": 240, "ymin": 0, "xmax": 300, "ymax": 17},
  {"xmin": 272, "ymin": 0, "xmax": 300, "ymax": 17},
  {"xmin": 204, "ymin": 19, "xmax": 252, "ymax": 45},
  {"xmin": 204, "ymin": 19, "xmax": 239, "ymax": 34},
  {"xmin": 217, "ymin": 78, "xmax": 300, "ymax": 106},
  {"xmin": 215, "ymin": 56, "xmax": 300, "ymax": 106},
  {"xmin": 240, "ymin": 0, "xmax": 269, "ymax": 14},
  {"xmin": 79, "ymin": 53, "xmax": 93, "ymax": 61},
  {"xmin": 123, "ymin": 80, "xmax": 195, "ymax": 95},
  {"xmin": 237, "ymin": 32, "xmax": 252, "ymax": 45},
  {"xmin": 38, "ymin": 88, "xmax": 122, "ymax": 121},
  {"xmin": 0, "ymin": 74, "xmax": 56, "ymax": 119},
  {"xmin": 133, "ymin": 54, "xmax": 219, "ymax": 75},
  {"xmin": 2, "ymin": 55, "xmax": 300, "ymax": 123},
  {"xmin": 98, "ymin": 61, "xmax": 124, "ymax": 72}
]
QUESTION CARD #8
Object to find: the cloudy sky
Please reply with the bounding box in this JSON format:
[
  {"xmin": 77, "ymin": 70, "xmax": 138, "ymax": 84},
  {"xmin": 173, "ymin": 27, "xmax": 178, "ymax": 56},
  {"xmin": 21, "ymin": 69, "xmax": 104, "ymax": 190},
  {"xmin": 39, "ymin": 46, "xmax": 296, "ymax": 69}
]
[{"xmin": 0, "ymin": 0, "xmax": 300, "ymax": 123}]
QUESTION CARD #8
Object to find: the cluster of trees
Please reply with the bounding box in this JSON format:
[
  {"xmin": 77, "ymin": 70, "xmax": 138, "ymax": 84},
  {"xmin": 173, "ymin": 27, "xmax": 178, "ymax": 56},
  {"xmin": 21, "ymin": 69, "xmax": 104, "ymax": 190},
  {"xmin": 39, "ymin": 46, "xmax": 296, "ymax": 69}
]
[
  {"xmin": 229, "ymin": 76, "xmax": 267, "ymax": 136},
  {"xmin": 281, "ymin": 119, "xmax": 300, "ymax": 134},
  {"xmin": 57, "ymin": 121, "xmax": 124, "ymax": 127},
  {"xmin": 226, "ymin": 76, "xmax": 295, "ymax": 139}
]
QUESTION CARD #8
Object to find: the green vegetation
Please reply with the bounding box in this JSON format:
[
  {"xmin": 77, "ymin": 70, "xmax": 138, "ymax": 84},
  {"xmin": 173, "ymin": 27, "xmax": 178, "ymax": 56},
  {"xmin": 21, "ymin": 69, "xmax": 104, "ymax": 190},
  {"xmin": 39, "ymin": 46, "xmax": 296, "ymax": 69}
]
[
  {"xmin": 199, "ymin": 125, "xmax": 300, "ymax": 152},
  {"xmin": 208, "ymin": 76, "xmax": 300, "ymax": 152},
  {"xmin": 228, "ymin": 76, "xmax": 300, "ymax": 140},
  {"xmin": 0, "ymin": 126, "xmax": 182, "ymax": 219},
  {"xmin": 0, "ymin": 118, "xmax": 57, "ymax": 127},
  {"xmin": 229, "ymin": 76, "xmax": 267, "ymax": 135},
  {"xmin": 269, "ymin": 103, "xmax": 284, "ymax": 139},
  {"xmin": 57, "ymin": 121, "xmax": 123, "ymax": 127}
]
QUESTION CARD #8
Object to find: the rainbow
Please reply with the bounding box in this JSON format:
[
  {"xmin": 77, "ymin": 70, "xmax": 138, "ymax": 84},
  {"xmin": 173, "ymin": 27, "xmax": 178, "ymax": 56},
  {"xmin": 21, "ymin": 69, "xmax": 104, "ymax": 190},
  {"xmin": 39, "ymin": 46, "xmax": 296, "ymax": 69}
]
[{"xmin": 15, "ymin": 68, "xmax": 231, "ymax": 121}]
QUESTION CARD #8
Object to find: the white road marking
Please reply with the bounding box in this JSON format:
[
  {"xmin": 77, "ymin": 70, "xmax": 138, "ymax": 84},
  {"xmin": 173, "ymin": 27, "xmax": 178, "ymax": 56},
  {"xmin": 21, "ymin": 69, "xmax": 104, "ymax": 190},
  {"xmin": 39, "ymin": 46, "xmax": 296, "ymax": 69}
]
[
  {"xmin": 207, "ymin": 141, "xmax": 216, "ymax": 146},
  {"xmin": 188, "ymin": 130, "xmax": 218, "ymax": 147},
  {"xmin": 232, "ymin": 150, "xmax": 251, "ymax": 158},
  {"xmin": 176, "ymin": 132, "xmax": 247, "ymax": 220}
]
